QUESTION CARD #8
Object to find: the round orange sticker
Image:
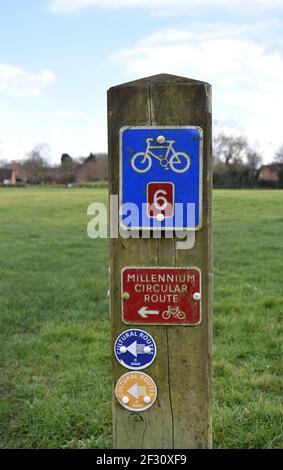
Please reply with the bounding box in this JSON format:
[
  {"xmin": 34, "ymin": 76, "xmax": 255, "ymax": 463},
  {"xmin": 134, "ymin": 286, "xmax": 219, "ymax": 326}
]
[{"xmin": 115, "ymin": 371, "xmax": 157, "ymax": 412}]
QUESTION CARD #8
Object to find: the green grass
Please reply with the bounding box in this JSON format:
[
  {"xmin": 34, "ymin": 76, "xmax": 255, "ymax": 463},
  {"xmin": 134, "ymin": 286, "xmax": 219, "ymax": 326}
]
[
  {"xmin": 213, "ymin": 190, "xmax": 283, "ymax": 448},
  {"xmin": 0, "ymin": 187, "xmax": 282, "ymax": 448}
]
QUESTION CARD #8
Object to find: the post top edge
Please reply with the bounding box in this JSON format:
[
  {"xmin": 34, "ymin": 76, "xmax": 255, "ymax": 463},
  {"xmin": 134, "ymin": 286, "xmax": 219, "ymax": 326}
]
[{"xmin": 108, "ymin": 73, "xmax": 211, "ymax": 91}]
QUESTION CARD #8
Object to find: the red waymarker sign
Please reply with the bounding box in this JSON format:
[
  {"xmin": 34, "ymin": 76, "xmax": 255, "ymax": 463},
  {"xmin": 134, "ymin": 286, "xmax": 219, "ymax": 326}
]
[
  {"xmin": 147, "ymin": 182, "xmax": 174, "ymax": 218},
  {"xmin": 122, "ymin": 267, "xmax": 201, "ymax": 325}
]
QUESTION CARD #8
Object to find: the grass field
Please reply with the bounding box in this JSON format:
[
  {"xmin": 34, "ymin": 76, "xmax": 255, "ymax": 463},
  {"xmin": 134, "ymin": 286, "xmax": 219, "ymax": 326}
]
[{"xmin": 0, "ymin": 188, "xmax": 282, "ymax": 449}]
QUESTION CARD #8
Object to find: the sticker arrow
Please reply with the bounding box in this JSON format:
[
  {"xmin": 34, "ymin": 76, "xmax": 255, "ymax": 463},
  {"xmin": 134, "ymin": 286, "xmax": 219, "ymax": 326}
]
[
  {"xmin": 127, "ymin": 341, "xmax": 137, "ymax": 357},
  {"xmin": 127, "ymin": 383, "xmax": 146, "ymax": 398},
  {"xmin": 138, "ymin": 306, "xmax": 159, "ymax": 319},
  {"xmin": 127, "ymin": 383, "xmax": 139, "ymax": 398}
]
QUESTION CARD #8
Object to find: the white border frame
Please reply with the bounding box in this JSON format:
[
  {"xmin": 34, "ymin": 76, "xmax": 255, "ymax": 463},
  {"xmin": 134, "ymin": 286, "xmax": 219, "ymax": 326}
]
[
  {"xmin": 119, "ymin": 126, "xmax": 203, "ymax": 231},
  {"xmin": 121, "ymin": 266, "xmax": 202, "ymax": 327}
]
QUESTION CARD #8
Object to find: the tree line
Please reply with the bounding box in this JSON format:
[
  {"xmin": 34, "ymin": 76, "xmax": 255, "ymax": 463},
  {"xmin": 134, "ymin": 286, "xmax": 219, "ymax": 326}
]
[
  {"xmin": 3, "ymin": 145, "xmax": 108, "ymax": 185},
  {"xmin": 213, "ymin": 133, "xmax": 283, "ymax": 188},
  {"xmin": 1, "ymin": 132, "xmax": 283, "ymax": 187}
]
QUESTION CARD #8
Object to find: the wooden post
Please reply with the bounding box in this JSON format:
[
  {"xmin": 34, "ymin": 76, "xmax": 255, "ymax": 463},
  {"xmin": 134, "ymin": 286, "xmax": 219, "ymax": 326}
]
[{"xmin": 108, "ymin": 74, "xmax": 212, "ymax": 449}]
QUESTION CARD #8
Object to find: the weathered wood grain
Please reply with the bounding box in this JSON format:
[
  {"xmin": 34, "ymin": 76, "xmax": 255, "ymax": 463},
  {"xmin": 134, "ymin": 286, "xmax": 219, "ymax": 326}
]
[{"xmin": 108, "ymin": 74, "xmax": 212, "ymax": 449}]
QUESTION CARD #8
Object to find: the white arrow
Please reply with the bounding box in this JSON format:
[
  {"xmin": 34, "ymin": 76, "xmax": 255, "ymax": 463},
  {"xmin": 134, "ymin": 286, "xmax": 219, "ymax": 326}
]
[
  {"xmin": 127, "ymin": 383, "xmax": 146, "ymax": 398},
  {"xmin": 127, "ymin": 383, "xmax": 139, "ymax": 398},
  {"xmin": 127, "ymin": 341, "xmax": 137, "ymax": 358},
  {"xmin": 138, "ymin": 306, "xmax": 159, "ymax": 319}
]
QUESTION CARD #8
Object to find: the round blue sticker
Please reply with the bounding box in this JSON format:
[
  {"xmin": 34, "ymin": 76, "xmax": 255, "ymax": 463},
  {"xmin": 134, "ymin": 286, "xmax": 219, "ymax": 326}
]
[{"xmin": 114, "ymin": 329, "xmax": 157, "ymax": 370}]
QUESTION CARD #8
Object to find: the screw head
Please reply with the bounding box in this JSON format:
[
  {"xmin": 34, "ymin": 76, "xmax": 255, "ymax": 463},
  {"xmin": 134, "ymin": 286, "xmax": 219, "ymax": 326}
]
[
  {"xmin": 120, "ymin": 346, "xmax": 127, "ymax": 354},
  {"xmin": 122, "ymin": 292, "xmax": 130, "ymax": 301},
  {"xmin": 143, "ymin": 346, "xmax": 151, "ymax": 354},
  {"xmin": 157, "ymin": 135, "xmax": 165, "ymax": 144},
  {"xmin": 143, "ymin": 396, "xmax": 151, "ymax": 404},
  {"xmin": 193, "ymin": 292, "xmax": 201, "ymax": 301},
  {"xmin": 122, "ymin": 396, "xmax": 129, "ymax": 404},
  {"xmin": 156, "ymin": 213, "xmax": 165, "ymax": 222}
]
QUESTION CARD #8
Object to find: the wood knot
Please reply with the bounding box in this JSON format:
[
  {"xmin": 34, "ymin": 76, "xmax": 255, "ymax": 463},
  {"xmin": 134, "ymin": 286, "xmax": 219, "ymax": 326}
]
[{"xmin": 128, "ymin": 413, "xmax": 145, "ymax": 425}]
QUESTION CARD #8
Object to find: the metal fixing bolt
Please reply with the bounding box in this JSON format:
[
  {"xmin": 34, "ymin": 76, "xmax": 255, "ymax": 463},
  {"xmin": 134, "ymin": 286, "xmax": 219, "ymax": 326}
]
[
  {"xmin": 156, "ymin": 213, "xmax": 165, "ymax": 222},
  {"xmin": 193, "ymin": 292, "xmax": 201, "ymax": 301},
  {"xmin": 122, "ymin": 292, "xmax": 130, "ymax": 301},
  {"xmin": 157, "ymin": 135, "xmax": 165, "ymax": 144}
]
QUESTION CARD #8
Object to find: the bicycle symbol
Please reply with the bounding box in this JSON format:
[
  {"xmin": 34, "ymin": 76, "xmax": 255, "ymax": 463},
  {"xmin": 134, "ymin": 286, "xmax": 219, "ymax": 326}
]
[
  {"xmin": 131, "ymin": 137, "xmax": 190, "ymax": 174},
  {"xmin": 162, "ymin": 306, "xmax": 186, "ymax": 320}
]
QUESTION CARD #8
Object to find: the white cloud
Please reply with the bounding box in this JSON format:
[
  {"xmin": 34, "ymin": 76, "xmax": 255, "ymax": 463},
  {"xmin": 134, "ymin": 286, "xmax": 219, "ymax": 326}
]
[
  {"xmin": 111, "ymin": 27, "xmax": 283, "ymax": 160},
  {"xmin": 50, "ymin": 0, "xmax": 283, "ymax": 13},
  {"xmin": 0, "ymin": 64, "xmax": 55, "ymax": 97}
]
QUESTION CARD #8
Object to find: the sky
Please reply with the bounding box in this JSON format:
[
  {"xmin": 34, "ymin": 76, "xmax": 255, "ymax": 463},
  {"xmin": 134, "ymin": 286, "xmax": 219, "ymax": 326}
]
[{"xmin": 0, "ymin": 0, "xmax": 283, "ymax": 164}]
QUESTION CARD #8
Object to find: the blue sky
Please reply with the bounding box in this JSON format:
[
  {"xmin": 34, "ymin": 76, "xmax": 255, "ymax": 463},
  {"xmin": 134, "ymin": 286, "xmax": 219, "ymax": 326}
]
[{"xmin": 0, "ymin": 0, "xmax": 283, "ymax": 163}]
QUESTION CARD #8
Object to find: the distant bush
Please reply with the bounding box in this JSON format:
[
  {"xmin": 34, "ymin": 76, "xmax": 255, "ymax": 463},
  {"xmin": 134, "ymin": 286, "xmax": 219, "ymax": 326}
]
[{"xmin": 256, "ymin": 180, "xmax": 278, "ymax": 189}]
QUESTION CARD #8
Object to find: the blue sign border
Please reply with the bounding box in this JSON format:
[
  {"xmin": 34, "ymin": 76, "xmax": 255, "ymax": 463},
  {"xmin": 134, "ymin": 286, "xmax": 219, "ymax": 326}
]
[
  {"xmin": 119, "ymin": 126, "xmax": 203, "ymax": 231},
  {"xmin": 114, "ymin": 328, "xmax": 157, "ymax": 370}
]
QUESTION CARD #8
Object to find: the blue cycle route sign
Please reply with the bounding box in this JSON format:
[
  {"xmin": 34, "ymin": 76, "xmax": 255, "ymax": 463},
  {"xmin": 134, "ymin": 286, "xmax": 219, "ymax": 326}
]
[
  {"xmin": 120, "ymin": 126, "xmax": 203, "ymax": 230},
  {"xmin": 114, "ymin": 328, "xmax": 157, "ymax": 370}
]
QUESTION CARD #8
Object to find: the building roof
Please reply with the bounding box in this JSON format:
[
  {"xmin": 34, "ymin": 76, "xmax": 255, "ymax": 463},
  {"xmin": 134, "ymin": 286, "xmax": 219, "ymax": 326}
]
[{"xmin": 259, "ymin": 163, "xmax": 283, "ymax": 172}]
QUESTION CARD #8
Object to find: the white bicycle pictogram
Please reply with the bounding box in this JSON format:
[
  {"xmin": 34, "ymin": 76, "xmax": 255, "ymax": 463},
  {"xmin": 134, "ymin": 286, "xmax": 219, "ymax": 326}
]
[
  {"xmin": 131, "ymin": 138, "xmax": 190, "ymax": 174},
  {"xmin": 162, "ymin": 306, "xmax": 186, "ymax": 320}
]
